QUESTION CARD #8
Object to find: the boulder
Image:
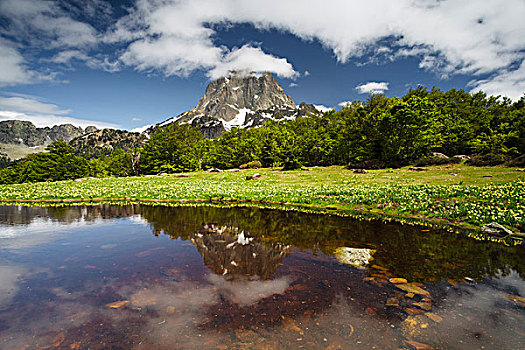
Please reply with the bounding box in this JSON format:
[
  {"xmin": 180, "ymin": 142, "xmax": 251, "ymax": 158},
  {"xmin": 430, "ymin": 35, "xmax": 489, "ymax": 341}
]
[
  {"xmin": 453, "ymin": 155, "xmax": 471, "ymax": 160},
  {"xmin": 431, "ymin": 152, "xmax": 449, "ymax": 159},
  {"xmin": 353, "ymin": 169, "xmax": 368, "ymax": 174},
  {"xmin": 246, "ymin": 173, "xmax": 262, "ymax": 180},
  {"xmin": 481, "ymin": 222, "xmax": 513, "ymax": 237},
  {"xmin": 208, "ymin": 168, "xmax": 223, "ymax": 173}
]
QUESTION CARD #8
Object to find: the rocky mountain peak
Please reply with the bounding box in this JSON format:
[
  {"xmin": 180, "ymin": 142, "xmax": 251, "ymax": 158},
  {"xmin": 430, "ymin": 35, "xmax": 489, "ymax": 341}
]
[
  {"xmin": 158, "ymin": 71, "xmax": 319, "ymax": 138},
  {"xmin": 195, "ymin": 71, "xmax": 296, "ymax": 122}
]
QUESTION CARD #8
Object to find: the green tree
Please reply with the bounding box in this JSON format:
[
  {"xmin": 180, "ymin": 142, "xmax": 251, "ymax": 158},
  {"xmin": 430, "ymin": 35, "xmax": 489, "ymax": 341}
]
[{"xmin": 140, "ymin": 123, "xmax": 203, "ymax": 174}]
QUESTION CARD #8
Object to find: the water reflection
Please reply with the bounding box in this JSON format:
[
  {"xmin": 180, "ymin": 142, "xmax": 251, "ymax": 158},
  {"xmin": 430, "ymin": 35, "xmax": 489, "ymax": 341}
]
[{"xmin": 0, "ymin": 204, "xmax": 523, "ymax": 349}]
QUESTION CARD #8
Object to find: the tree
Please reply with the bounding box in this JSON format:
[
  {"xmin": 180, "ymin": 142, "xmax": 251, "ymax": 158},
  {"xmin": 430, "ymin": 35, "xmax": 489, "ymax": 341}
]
[{"xmin": 140, "ymin": 123, "xmax": 203, "ymax": 174}]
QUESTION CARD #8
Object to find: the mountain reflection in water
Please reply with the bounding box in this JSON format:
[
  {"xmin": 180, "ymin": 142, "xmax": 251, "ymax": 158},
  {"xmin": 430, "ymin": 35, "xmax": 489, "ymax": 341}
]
[{"xmin": 0, "ymin": 204, "xmax": 523, "ymax": 349}]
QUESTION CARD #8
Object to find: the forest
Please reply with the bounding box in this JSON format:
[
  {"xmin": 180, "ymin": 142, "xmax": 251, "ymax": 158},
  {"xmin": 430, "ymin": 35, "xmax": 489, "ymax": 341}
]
[{"xmin": 0, "ymin": 87, "xmax": 524, "ymax": 184}]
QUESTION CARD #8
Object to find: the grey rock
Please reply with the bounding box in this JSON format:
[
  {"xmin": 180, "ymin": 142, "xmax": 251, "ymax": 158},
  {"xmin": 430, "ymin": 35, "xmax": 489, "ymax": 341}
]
[
  {"xmin": 0, "ymin": 120, "xmax": 86, "ymax": 147},
  {"xmin": 453, "ymin": 155, "xmax": 471, "ymax": 160},
  {"xmin": 246, "ymin": 173, "xmax": 262, "ymax": 180},
  {"xmin": 516, "ymin": 168, "xmax": 525, "ymax": 172},
  {"xmin": 431, "ymin": 152, "xmax": 449, "ymax": 159},
  {"xmin": 195, "ymin": 71, "xmax": 295, "ymax": 122},
  {"xmin": 353, "ymin": 169, "xmax": 368, "ymax": 174},
  {"xmin": 208, "ymin": 168, "xmax": 223, "ymax": 173},
  {"xmin": 481, "ymin": 222, "xmax": 514, "ymax": 237}
]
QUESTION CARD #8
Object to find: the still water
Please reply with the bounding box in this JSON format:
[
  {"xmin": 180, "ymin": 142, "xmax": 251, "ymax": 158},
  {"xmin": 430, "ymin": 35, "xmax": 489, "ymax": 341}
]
[{"xmin": 0, "ymin": 204, "xmax": 523, "ymax": 349}]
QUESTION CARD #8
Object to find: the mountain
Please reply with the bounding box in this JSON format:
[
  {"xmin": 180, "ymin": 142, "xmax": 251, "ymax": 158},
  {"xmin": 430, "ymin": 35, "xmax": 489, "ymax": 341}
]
[
  {"xmin": 156, "ymin": 72, "xmax": 321, "ymax": 138},
  {"xmin": 69, "ymin": 128, "xmax": 146, "ymax": 158},
  {"xmin": 0, "ymin": 120, "xmax": 97, "ymax": 159}
]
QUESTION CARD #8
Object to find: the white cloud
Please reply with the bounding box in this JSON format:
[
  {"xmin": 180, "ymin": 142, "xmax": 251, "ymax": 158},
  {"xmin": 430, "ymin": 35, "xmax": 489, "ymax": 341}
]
[
  {"xmin": 108, "ymin": 0, "xmax": 525, "ymax": 98},
  {"xmin": 338, "ymin": 101, "xmax": 353, "ymax": 107},
  {"xmin": 469, "ymin": 60, "xmax": 525, "ymax": 101},
  {"xmin": 0, "ymin": 0, "xmax": 98, "ymax": 48},
  {"xmin": 207, "ymin": 46, "xmax": 298, "ymax": 80},
  {"xmin": 1, "ymin": 0, "xmax": 524, "ymax": 99},
  {"xmin": 49, "ymin": 50, "xmax": 120, "ymax": 72},
  {"xmin": 0, "ymin": 111, "xmax": 117, "ymax": 129},
  {"xmin": 0, "ymin": 96, "xmax": 71, "ymax": 115},
  {"xmin": 0, "ymin": 39, "xmax": 33, "ymax": 86},
  {"xmin": 0, "ymin": 94, "xmax": 117, "ymax": 128},
  {"xmin": 355, "ymin": 82, "xmax": 389, "ymax": 94},
  {"xmin": 314, "ymin": 104, "xmax": 333, "ymax": 112}
]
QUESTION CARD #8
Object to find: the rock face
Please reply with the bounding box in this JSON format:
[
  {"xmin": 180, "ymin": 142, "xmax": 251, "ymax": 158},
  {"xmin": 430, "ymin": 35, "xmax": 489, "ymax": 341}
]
[
  {"xmin": 195, "ymin": 72, "xmax": 295, "ymax": 121},
  {"xmin": 0, "ymin": 120, "xmax": 91, "ymax": 147},
  {"xmin": 156, "ymin": 72, "xmax": 320, "ymax": 138}
]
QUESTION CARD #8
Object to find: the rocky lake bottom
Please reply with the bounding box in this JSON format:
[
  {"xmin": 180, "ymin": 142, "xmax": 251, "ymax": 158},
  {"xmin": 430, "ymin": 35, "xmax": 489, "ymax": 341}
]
[{"xmin": 0, "ymin": 204, "xmax": 524, "ymax": 349}]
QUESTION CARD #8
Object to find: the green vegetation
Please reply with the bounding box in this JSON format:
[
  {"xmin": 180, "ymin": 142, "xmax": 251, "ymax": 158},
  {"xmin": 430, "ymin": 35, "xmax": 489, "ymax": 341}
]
[
  {"xmin": 0, "ymin": 165, "xmax": 523, "ymax": 236},
  {"xmin": 0, "ymin": 87, "xmax": 523, "ymax": 240},
  {"xmin": 0, "ymin": 87, "xmax": 524, "ymax": 183}
]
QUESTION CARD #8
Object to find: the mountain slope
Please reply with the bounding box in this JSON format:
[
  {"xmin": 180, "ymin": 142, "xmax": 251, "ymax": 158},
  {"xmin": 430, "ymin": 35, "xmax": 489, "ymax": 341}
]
[
  {"xmin": 0, "ymin": 120, "xmax": 98, "ymax": 159},
  {"xmin": 69, "ymin": 128, "xmax": 146, "ymax": 158},
  {"xmin": 157, "ymin": 72, "xmax": 320, "ymax": 138}
]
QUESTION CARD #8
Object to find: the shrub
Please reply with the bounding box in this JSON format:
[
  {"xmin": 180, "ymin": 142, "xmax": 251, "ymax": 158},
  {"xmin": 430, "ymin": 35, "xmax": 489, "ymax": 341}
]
[
  {"xmin": 466, "ymin": 153, "xmax": 509, "ymax": 166},
  {"xmin": 239, "ymin": 160, "xmax": 262, "ymax": 169},
  {"xmin": 506, "ymin": 154, "xmax": 525, "ymax": 167},
  {"xmin": 282, "ymin": 158, "xmax": 302, "ymax": 171},
  {"xmin": 413, "ymin": 156, "xmax": 461, "ymax": 167}
]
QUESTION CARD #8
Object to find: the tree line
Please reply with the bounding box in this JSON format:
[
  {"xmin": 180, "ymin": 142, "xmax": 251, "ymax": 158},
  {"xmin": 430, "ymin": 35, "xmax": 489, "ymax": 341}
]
[{"xmin": 0, "ymin": 87, "xmax": 524, "ymax": 184}]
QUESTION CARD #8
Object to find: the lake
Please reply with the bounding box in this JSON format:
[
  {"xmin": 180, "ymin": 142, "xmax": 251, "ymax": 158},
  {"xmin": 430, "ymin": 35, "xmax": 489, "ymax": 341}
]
[{"xmin": 0, "ymin": 204, "xmax": 524, "ymax": 349}]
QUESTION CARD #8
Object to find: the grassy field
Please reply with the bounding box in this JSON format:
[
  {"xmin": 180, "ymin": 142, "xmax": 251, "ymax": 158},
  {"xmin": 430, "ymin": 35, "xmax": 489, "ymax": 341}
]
[{"xmin": 0, "ymin": 164, "xmax": 524, "ymax": 240}]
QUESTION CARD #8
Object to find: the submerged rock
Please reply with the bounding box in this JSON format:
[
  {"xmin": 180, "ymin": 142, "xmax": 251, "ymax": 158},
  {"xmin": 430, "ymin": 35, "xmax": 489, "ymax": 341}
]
[{"xmin": 334, "ymin": 247, "xmax": 376, "ymax": 267}]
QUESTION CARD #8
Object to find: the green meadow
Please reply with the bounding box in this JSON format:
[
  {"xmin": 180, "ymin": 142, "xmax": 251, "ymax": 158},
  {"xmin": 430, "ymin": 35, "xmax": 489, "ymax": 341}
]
[{"xmin": 1, "ymin": 164, "xmax": 523, "ymax": 241}]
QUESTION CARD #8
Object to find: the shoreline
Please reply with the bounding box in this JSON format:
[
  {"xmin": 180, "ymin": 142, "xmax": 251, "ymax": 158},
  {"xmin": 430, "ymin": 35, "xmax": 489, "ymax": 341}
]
[{"xmin": 1, "ymin": 196, "xmax": 522, "ymax": 246}]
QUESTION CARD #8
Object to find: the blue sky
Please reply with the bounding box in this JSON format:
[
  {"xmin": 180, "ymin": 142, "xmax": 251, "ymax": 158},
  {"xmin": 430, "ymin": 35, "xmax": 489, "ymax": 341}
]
[{"xmin": 0, "ymin": 0, "xmax": 524, "ymax": 131}]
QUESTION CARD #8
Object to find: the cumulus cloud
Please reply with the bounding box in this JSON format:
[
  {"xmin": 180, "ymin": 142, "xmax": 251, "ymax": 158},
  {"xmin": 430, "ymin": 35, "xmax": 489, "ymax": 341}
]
[
  {"xmin": 338, "ymin": 101, "xmax": 352, "ymax": 107},
  {"xmin": 0, "ymin": 0, "xmax": 98, "ymax": 48},
  {"xmin": 113, "ymin": 1, "xmax": 298, "ymax": 79},
  {"xmin": 469, "ymin": 61, "xmax": 525, "ymax": 101},
  {"xmin": 0, "ymin": 39, "xmax": 34, "ymax": 86},
  {"xmin": 1, "ymin": 0, "xmax": 525, "ymax": 98},
  {"xmin": 107, "ymin": 0, "xmax": 525, "ymax": 98},
  {"xmin": 355, "ymin": 82, "xmax": 390, "ymax": 94}
]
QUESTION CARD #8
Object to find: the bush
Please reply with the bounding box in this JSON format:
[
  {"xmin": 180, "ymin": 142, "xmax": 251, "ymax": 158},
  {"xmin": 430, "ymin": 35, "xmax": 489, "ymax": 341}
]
[
  {"xmin": 413, "ymin": 156, "xmax": 461, "ymax": 167},
  {"xmin": 239, "ymin": 160, "xmax": 262, "ymax": 169},
  {"xmin": 466, "ymin": 153, "xmax": 509, "ymax": 166},
  {"xmin": 282, "ymin": 158, "xmax": 302, "ymax": 171},
  {"xmin": 506, "ymin": 154, "xmax": 525, "ymax": 167}
]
